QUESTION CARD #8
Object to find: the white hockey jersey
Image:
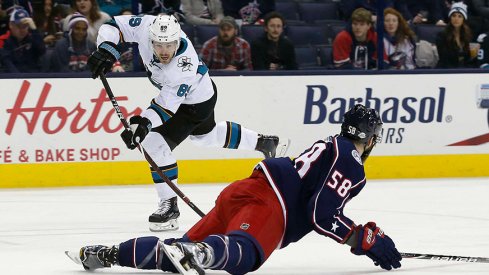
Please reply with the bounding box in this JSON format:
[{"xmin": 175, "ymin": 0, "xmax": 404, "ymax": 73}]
[{"xmin": 97, "ymin": 15, "xmax": 214, "ymax": 127}]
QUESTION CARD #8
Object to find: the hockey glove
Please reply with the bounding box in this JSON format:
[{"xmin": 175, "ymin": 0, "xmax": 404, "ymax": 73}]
[
  {"xmin": 120, "ymin": 116, "xmax": 152, "ymax": 150},
  {"xmin": 351, "ymin": 222, "xmax": 402, "ymax": 270},
  {"xmin": 88, "ymin": 41, "xmax": 121, "ymax": 79}
]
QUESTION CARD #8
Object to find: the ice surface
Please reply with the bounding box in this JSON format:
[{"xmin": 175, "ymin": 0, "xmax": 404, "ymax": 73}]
[{"xmin": 1, "ymin": 178, "xmax": 488, "ymax": 274}]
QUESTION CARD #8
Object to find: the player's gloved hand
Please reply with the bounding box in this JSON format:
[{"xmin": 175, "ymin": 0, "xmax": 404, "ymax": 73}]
[
  {"xmin": 120, "ymin": 116, "xmax": 152, "ymax": 150},
  {"xmin": 88, "ymin": 41, "xmax": 121, "ymax": 79},
  {"xmin": 351, "ymin": 222, "xmax": 402, "ymax": 270}
]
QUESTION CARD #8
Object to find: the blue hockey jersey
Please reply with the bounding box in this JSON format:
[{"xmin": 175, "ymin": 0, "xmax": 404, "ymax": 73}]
[{"xmin": 257, "ymin": 135, "xmax": 367, "ymax": 249}]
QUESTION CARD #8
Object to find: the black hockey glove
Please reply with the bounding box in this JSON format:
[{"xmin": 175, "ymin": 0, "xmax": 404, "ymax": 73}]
[
  {"xmin": 88, "ymin": 41, "xmax": 121, "ymax": 79},
  {"xmin": 120, "ymin": 116, "xmax": 152, "ymax": 150}
]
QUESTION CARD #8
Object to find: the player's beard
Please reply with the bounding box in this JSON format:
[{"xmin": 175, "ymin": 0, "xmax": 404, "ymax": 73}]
[
  {"xmin": 158, "ymin": 54, "xmax": 172, "ymax": 64},
  {"xmin": 361, "ymin": 143, "xmax": 375, "ymax": 163}
]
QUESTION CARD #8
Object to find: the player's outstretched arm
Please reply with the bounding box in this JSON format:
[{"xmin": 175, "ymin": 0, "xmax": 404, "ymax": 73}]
[{"xmin": 347, "ymin": 222, "xmax": 402, "ymax": 270}]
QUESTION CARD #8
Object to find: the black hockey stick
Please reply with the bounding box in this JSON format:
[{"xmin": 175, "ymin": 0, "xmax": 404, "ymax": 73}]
[
  {"xmin": 401, "ymin": 252, "xmax": 489, "ymax": 263},
  {"xmin": 99, "ymin": 74, "xmax": 205, "ymax": 217}
]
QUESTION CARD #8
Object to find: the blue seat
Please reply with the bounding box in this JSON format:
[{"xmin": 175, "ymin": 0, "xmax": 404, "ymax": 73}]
[
  {"xmin": 276, "ymin": 2, "xmax": 299, "ymax": 21},
  {"xmin": 241, "ymin": 25, "xmax": 264, "ymax": 44},
  {"xmin": 286, "ymin": 25, "xmax": 328, "ymax": 46},
  {"xmin": 180, "ymin": 24, "xmax": 195, "ymax": 45},
  {"xmin": 415, "ymin": 24, "xmax": 444, "ymax": 44},
  {"xmin": 195, "ymin": 25, "xmax": 219, "ymax": 46},
  {"xmin": 298, "ymin": 2, "xmax": 339, "ymax": 23},
  {"xmin": 329, "ymin": 23, "xmax": 347, "ymax": 44},
  {"xmin": 295, "ymin": 46, "xmax": 320, "ymax": 69},
  {"xmin": 318, "ymin": 45, "xmax": 333, "ymax": 69}
]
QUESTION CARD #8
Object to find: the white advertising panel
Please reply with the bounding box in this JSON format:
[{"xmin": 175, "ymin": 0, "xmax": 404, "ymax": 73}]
[{"xmin": 1, "ymin": 73, "xmax": 488, "ymax": 165}]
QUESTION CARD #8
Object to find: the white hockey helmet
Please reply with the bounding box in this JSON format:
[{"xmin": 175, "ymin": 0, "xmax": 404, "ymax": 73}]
[{"xmin": 149, "ymin": 14, "xmax": 181, "ymax": 55}]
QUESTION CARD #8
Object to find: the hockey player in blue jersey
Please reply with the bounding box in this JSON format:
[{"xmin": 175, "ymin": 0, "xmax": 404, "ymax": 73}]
[
  {"xmin": 87, "ymin": 14, "xmax": 288, "ymax": 232},
  {"xmin": 69, "ymin": 104, "xmax": 402, "ymax": 274}
]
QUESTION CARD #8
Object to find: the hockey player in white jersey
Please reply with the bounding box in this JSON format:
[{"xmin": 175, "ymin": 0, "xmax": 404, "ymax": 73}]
[{"xmin": 87, "ymin": 14, "xmax": 288, "ymax": 232}]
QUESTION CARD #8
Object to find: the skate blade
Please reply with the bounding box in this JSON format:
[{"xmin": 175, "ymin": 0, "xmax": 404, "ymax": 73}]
[
  {"xmin": 65, "ymin": 250, "xmax": 82, "ymax": 265},
  {"xmin": 276, "ymin": 138, "xmax": 291, "ymax": 157},
  {"xmin": 149, "ymin": 219, "xmax": 179, "ymax": 232},
  {"xmin": 160, "ymin": 244, "xmax": 202, "ymax": 275}
]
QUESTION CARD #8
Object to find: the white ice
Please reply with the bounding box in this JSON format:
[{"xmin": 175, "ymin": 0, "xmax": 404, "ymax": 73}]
[{"xmin": 1, "ymin": 177, "xmax": 489, "ymax": 275}]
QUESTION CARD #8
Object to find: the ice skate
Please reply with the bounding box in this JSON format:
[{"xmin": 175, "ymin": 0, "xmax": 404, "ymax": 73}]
[
  {"xmin": 66, "ymin": 245, "xmax": 119, "ymax": 271},
  {"xmin": 149, "ymin": 196, "xmax": 180, "ymax": 232},
  {"xmin": 161, "ymin": 241, "xmax": 214, "ymax": 275},
  {"xmin": 256, "ymin": 134, "xmax": 290, "ymax": 158}
]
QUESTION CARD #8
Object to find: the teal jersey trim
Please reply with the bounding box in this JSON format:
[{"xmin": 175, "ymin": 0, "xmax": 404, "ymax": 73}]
[{"xmin": 175, "ymin": 38, "xmax": 188, "ymax": 57}]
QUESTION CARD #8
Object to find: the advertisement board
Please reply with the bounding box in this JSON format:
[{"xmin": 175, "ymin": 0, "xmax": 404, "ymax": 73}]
[{"xmin": 1, "ymin": 73, "xmax": 488, "ymax": 187}]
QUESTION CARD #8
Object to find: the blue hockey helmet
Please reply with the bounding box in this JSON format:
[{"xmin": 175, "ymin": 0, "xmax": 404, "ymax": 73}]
[{"xmin": 341, "ymin": 104, "xmax": 383, "ymax": 145}]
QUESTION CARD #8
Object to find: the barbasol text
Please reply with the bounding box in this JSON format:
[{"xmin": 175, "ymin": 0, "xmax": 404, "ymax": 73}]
[{"xmin": 304, "ymin": 85, "xmax": 446, "ymax": 124}]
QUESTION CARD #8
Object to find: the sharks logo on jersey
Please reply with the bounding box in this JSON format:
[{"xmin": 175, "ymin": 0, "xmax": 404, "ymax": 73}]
[{"xmin": 177, "ymin": 56, "xmax": 193, "ymax": 72}]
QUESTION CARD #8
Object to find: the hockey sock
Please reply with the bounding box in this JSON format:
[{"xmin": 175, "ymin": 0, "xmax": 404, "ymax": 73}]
[
  {"xmin": 189, "ymin": 121, "xmax": 258, "ymax": 150},
  {"xmin": 118, "ymin": 236, "xmax": 177, "ymax": 272},
  {"xmin": 203, "ymin": 234, "xmax": 259, "ymax": 274},
  {"xmin": 151, "ymin": 163, "xmax": 178, "ymax": 200}
]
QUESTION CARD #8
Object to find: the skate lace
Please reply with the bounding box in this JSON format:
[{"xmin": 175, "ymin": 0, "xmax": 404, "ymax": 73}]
[{"xmin": 154, "ymin": 199, "xmax": 172, "ymax": 215}]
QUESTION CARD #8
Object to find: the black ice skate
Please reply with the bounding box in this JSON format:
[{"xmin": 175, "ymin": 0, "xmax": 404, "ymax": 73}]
[
  {"xmin": 161, "ymin": 241, "xmax": 214, "ymax": 275},
  {"xmin": 256, "ymin": 134, "xmax": 290, "ymax": 158},
  {"xmin": 67, "ymin": 245, "xmax": 119, "ymax": 271},
  {"xmin": 149, "ymin": 196, "xmax": 180, "ymax": 232}
]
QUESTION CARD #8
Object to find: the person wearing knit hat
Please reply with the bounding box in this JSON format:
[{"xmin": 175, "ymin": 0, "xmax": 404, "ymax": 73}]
[
  {"xmin": 50, "ymin": 12, "xmax": 96, "ymax": 72},
  {"xmin": 68, "ymin": 12, "xmax": 89, "ymax": 31},
  {"xmin": 448, "ymin": 2, "xmax": 468, "ymax": 20},
  {"xmin": 435, "ymin": 1, "xmax": 477, "ymax": 68},
  {"xmin": 199, "ymin": 15, "xmax": 252, "ymax": 70}
]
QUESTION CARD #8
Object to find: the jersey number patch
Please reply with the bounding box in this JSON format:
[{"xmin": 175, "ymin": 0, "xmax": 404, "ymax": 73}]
[
  {"xmin": 327, "ymin": 170, "xmax": 352, "ymax": 198},
  {"xmin": 294, "ymin": 143, "xmax": 326, "ymax": 178},
  {"xmin": 129, "ymin": 16, "xmax": 142, "ymax": 27},
  {"xmin": 177, "ymin": 84, "xmax": 190, "ymax": 97}
]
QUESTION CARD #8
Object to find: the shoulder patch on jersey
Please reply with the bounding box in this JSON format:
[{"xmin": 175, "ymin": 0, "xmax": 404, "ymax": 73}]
[
  {"xmin": 352, "ymin": 150, "xmax": 363, "ymax": 165},
  {"xmin": 177, "ymin": 56, "xmax": 193, "ymax": 72}
]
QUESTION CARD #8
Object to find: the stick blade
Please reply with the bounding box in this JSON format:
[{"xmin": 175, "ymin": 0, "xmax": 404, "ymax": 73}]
[
  {"xmin": 276, "ymin": 137, "xmax": 291, "ymax": 157},
  {"xmin": 65, "ymin": 250, "xmax": 82, "ymax": 265}
]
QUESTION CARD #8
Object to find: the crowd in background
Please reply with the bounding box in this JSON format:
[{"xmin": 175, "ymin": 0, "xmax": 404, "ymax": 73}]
[{"xmin": 1, "ymin": 0, "xmax": 489, "ymax": 73}]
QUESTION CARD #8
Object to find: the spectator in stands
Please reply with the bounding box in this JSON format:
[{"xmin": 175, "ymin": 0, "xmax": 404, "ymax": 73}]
[
  {"xmin": 0, "ymin": 8, "xmax": 46, "ymax": 72},
  {"xmin": 98, "ymin": 0, "xmax": 131, "ymax": 17},
  {"xmin": 333, "ymin": 8, "xmax": 383, "ymax": 70},
  {"xmin": 139, "ymin": 0, "xmax": 185, "ymax": 22},
  {"xmin": 0, "ymin": 1, "xmax": 9, "ymax": 35},
  {"xmin": 62, "ymin": 0, "xmax": 111, "ymax": 44},
  {"xmin": 222, "ymin": 0, "xmax": 275, "ymax": 25},
  {"xmin": 476, "ymin": 30, "xmax": 489, "ymax": 68},
  {"xmin": 200, "ymin": 16, "xmax": 252, "ymax": 71},
  {"xmin": 406, "ymin": 0, "xmax": 447, "ymax": 26},
  {"xmin": 339, "ymin": 0, "xmax": 411, "ymax": 24},
  {"xmin": 383, "ymin": 7, "xmax": 416, "ymax": 69},
  {"xmin": 32, "ymin": 0, "xmax": 63, "ymax": 48},
  {"xmin": 49, "ymin": 12, "xmax": 95, "ymax": 72},
  {"xmin": 181, "ymin": 0, "xmax": 224, "ymax": 26},
  {"xmin": 436, "ymin": 2, "xmax": 477, "ymax": 68},
  {"xmin": 251, "ymin": 11, "xmax": 297, "ymax": 70}
]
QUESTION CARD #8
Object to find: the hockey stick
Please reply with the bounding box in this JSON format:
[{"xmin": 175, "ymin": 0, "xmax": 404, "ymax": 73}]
[
  {"xmin": 401, "ymin": 252, "xmax": 489, "ymax": 263},
  {"xmin": 99, "ymin": 74, "xmax": 205, "ymax": 217}
]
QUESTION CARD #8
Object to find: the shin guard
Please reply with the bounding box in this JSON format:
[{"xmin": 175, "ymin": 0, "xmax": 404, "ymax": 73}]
[{"xmin": 203, "ymin": 234, "xmax": 259, "ymax": 274}]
